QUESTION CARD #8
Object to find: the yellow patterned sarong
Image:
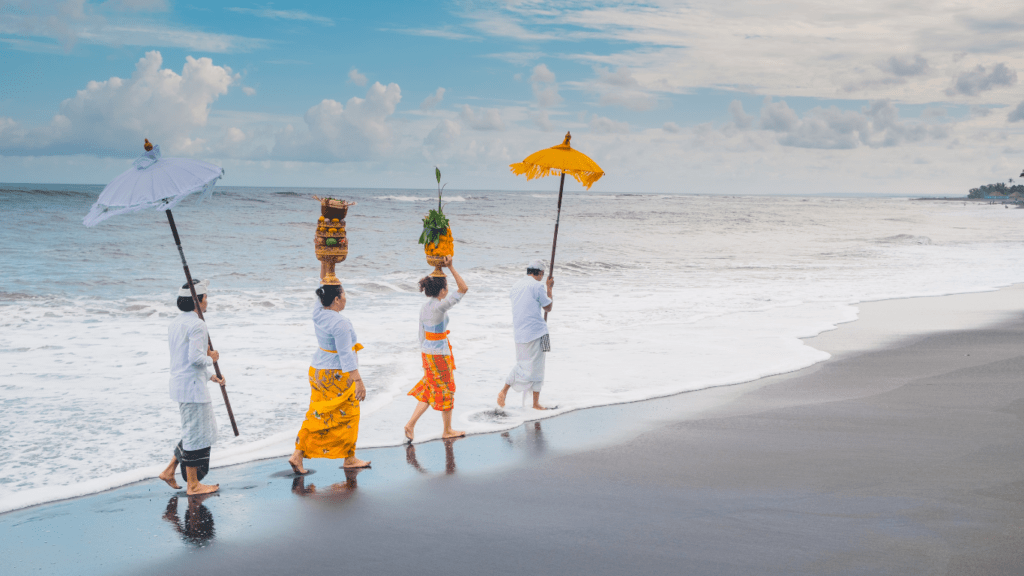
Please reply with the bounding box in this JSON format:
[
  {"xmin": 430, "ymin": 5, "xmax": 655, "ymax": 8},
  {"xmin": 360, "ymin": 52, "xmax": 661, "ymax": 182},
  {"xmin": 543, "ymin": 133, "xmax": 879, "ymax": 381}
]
[{"xmin": 295, "ymin": 367, "xmax": 360, "ymax": 459}]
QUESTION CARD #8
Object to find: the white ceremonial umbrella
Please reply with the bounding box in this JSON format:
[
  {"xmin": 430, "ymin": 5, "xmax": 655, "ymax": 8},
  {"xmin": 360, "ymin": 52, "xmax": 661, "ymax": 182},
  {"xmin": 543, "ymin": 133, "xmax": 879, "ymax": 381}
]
[
  {"xmin": 83, "ymin": 142, "xmax": 223, "ymax": 226},
  {"xmin": 83, "ymin": 140, "xmax": 239, "ymax": 435}
]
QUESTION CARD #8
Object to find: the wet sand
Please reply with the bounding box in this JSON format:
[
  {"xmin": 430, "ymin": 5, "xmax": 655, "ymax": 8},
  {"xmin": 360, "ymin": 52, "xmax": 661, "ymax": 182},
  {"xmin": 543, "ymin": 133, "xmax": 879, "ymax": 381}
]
[{"xmin": 3, "ymin": 288, "xmax": 1024, "ymax": 575}]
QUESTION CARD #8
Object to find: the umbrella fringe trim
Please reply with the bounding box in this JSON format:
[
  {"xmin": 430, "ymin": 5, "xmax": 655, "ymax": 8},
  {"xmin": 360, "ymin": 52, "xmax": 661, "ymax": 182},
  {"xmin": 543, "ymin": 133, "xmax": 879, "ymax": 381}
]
[
  {"xmin": 509, "ymin": 162, "xmax": 602, "ymax": 190},
  {"xmin": 82, "ymin": 177, "xmax": 220, "ymax": 227}
]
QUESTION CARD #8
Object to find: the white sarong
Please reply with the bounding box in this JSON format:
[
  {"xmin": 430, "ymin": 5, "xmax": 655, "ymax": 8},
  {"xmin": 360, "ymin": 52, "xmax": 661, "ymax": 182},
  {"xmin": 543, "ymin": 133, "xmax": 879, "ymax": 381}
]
[
  {"xmin": 179, "ymin": 402, "xmax": 218, "ymax": 451},
  {"xmin": 506, "ymin": 336, "xmax": 545, "ymax": 392}
]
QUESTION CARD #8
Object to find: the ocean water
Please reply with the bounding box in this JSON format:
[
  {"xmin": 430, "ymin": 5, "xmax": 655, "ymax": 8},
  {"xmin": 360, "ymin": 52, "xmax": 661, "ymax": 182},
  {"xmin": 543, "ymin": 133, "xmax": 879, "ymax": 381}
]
[{"xmin": 3, "ymin": 185, "xmax": 1024, "ymax": 513}]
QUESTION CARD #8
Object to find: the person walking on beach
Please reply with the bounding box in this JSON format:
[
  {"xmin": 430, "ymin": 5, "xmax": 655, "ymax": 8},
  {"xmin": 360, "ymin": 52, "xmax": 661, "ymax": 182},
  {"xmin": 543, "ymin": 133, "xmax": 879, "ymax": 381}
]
[
  {"xmin": 405, "ymin": 256, "xmax": 469, "ymax": 442},
  {"xmin": 497, "ymin": 260, "xmax": 554, "ymax": 410},
  {"xmin": 288, "ymin": 283, "xmax": 371, "ymax": 474},
  {"xmin": 158, "ymin": 279, "xmax": 223, "ymax": 495}
]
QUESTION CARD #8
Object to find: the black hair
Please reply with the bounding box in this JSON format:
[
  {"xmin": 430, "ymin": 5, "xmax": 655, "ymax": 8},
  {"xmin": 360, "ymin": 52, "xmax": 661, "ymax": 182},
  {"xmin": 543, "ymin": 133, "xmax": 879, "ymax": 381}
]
[
  {"xmin": 315, "ymin": 284, "xmax": 343, "ymax": 307},
  {"xmin": 418, "ymin": 276, "xmax": 447, "ymax": 298},
  {"xmin": 527, "ymin": 268, "xmax": 543, "ymax": 276},
  {"xmin": 176, "ymin": 282, "xmax": 205, "ymax": 312}
]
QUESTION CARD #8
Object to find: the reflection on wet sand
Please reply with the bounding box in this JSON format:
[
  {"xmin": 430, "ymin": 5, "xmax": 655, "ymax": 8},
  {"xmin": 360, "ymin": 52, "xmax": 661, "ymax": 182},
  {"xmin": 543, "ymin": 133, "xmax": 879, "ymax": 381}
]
[
  {"xmin": 162, "ymin": 495, "xmax": 216, "ymax": 547},
  {"xmin": 291, "ymin": 468, "xmax": 364, "ymax": 502},
  {"xmin": 405, "ymin": 438, "xmax": 459, "ymax": 475},
  {"xmin": 501, "ymin": 421, "xmax": 548, "ymax": 456}
]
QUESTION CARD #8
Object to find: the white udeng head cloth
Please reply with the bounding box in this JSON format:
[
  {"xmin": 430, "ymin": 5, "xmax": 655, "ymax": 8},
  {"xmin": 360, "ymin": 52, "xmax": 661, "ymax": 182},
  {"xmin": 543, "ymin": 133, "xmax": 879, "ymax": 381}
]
[
  {"xmin": 528, "ymin": 260, "xmax": 545, "ymax": 272},
  {"xmin": 178, "ymin": 279, "xmax": 210, "ymax": 298}
]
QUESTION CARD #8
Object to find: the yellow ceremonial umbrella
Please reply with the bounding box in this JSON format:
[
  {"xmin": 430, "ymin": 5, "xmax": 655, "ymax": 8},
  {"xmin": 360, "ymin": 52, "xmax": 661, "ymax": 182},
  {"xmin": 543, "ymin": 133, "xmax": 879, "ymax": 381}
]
[{"xmin": 510, "ymin": 131, "xmax": 604, "ymax": 318}]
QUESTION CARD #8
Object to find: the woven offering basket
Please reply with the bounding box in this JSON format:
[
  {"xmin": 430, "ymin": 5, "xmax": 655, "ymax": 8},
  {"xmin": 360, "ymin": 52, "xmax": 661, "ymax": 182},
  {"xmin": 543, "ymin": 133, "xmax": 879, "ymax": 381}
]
[
  {"xmin": 424, "ymin": 226, "xmax": 453, "ymax": 277},
  {"xmin": 313, "ymin": 197, "xmax": 355, "ymax": 285}
]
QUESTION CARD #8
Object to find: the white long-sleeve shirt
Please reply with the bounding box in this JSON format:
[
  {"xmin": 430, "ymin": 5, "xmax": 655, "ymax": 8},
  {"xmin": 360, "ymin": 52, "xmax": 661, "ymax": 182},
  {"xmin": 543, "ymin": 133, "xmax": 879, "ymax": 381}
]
[
  {"xmin": 419, "ymin": 291, "xmax": 463, "ymax": 355},
  {"xmin": 510, "ymin": 276, "xmax": 551, "ymax": 343},
  {"xmin": 310, "ymin": 303, "xmax": 360, "ymax": 372},
  {"xmin": 167, "ymin": 311, "xmax": 214, "ymax": 403}
]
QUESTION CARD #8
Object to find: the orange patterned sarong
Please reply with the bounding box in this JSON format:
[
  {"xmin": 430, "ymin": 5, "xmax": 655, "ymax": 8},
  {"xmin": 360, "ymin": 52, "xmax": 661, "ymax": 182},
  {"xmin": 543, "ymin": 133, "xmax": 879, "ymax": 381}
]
[
  {"xmin": 408, "ymin": 353, "xmax": 456, "ymax": 411},
  {"xmin": 295, "ymin": 367, "xmax": 360, "ymax": 459}
]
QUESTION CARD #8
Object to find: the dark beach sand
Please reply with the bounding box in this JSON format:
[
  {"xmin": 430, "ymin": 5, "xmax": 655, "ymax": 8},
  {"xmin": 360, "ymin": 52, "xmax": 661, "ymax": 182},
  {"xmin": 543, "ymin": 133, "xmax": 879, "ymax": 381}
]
[{"xmin": 3, "ymin": 290, "xmax": 1024, "ymax": 575}]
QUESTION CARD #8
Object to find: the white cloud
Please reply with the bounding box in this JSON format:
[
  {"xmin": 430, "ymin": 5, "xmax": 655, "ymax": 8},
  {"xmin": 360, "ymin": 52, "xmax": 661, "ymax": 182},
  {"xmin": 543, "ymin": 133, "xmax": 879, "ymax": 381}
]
[
  {"xmin": 531, "ymin": 110, "xmax": 553, "ymax": 130},
  {"xmin": 424, "ymin": 119, "xmax": 461, "ymax": 148},
  {"xmin": 102, "ymin": 0, "xmax": 169, "ymax": 11},
  {"xmin": 589, "ymin": 115, "xmax": 630, "ymax": 134},
  {"xmin": 420, "ymin": 88, "xmax": 446, "ymax": 110},
  {"xmin": 946, "ymin": 63, "xmax": 1017, "ymax": 96},
  {"xmin": 273, "ymin": 82, "xmax": 403, "ymax": 161},
  {"xmin": 225, "ymin": 6, "xmax": 333, "ymax": 26},
  {"xmin": 0, "ymin": 2, "xmax": 266, "ymax": 52},
  {"xmin": 485, "ymin": 52, "xmax": 546, "ymax": 66},
  {"xmin": 349, "ymin": 68, "xmax": 367, "ymax": 87},
  {"xmin": 1008, "ymin": 102, "xmax": 1024, "ymax": 123},
  {"xmin": 464, "ymin": 11, "xmax": 556, "ymax": 41},
  {"xmin": 380, "ymin": 27, "xmax": 478, "ymax": 41},
  {"xmin": 80, "ymin": 24, "xmax": 266, "ymax": 52},
  {"xmin": 662, "ymin": 122, "xmax": 680, "ymax": 133},
  {"xmin": 530, "ymin": 63, "xmax": 556, "ymax": 84},
  {"xmin": 530, "ymin": 64, "xmax": 562, "ymax": 108},
  {"xmin": 458, "ymin": 2, "xmax": 1024, "ymax": 105},
  {"xmin": 0, "ymin": 51, "xmax": 237, "ymax": 157},
  {"xmin": 885, "ymin": 54, "xmax": 929, "ymax": 77},
  {"xmin": 459, "ymin": 105, "xmax": 505, "ymax": 131},
  {"xmin": 0, "ymin": 0, "xmax": 96, "ymax": 51},
  {"xmin": 584, "ymin": 66, "xmax": 657, "ymax": 111},
  {"xmin": 729, "ymin": 100, "xmax": 754, "ymax": 129},
  {"xmin": 755, "ymin": 97, "xmax": 950, "ymax": 149},
  {"xmin": 242, "ymin": 86, "xmax": 256, "ymax": 96}
]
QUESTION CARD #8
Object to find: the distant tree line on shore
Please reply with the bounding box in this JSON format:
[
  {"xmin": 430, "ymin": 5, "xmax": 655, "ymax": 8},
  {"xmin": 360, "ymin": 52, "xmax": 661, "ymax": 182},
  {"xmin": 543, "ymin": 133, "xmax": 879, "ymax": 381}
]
[{"xmin": 968, "ymin": 181, "xmax": 1024, "ymax": 198}]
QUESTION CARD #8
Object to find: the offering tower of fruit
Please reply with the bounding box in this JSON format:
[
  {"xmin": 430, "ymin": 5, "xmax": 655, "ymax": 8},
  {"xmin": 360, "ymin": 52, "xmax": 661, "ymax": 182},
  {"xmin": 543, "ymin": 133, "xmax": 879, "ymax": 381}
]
[
  {"xmin": 313, "ymin": 197, "xmax": 355, "ymax": 285},
  {"xmin": 420, "ymin": 168, "xmax": 454, "ymax": 277}
]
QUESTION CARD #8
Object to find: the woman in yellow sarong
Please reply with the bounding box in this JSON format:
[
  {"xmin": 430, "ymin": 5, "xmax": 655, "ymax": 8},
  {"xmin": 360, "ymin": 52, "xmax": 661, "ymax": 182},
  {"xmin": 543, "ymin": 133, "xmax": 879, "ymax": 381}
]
[
  {"xmin": 289, "ymin": 284, "xmax": 370, "ymax": 474},
  {"xmin": 405, "ymin": 256, "xmax": 469, "ymax": 442}
]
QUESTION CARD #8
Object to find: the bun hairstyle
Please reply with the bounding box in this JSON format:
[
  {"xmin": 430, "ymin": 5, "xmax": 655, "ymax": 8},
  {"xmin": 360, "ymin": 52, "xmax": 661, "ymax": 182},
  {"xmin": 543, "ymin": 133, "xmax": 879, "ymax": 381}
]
[
  {"xmin": 176, "ymin": 282, "xmax": 205, "ymax": 312},
  {"xmin": 316, "ymin": 284, "xmax": 343, "ymax": 307},
  {"xmin": 418, "ymin": 275, "xmax": 447, "ymax": 298}
]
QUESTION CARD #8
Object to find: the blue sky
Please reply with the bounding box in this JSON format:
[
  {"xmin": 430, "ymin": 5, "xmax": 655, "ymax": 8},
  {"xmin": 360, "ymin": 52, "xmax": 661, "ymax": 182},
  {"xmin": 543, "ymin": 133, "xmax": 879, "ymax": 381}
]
[{"xmin": 2, "ymin": 1, "xmax": 1024, "ymax": 194}]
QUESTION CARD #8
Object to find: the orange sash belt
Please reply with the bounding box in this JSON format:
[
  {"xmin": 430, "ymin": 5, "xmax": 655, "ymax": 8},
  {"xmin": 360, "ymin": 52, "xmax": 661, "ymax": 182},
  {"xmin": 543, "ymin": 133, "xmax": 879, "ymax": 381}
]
[
  {"xmin": 424, "ymin": 330, "xmax": 454, "ymax": 357},
  {"xmin": 320, "ymin": 343, "xmax": 364, "ymax": 353}
]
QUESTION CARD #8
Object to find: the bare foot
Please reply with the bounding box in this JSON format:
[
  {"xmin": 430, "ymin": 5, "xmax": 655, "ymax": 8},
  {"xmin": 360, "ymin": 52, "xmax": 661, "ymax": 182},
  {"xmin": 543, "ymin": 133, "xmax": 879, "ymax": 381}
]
[
  {"xmin": 404, "ymin": 425, "xmax": 414, "ymax": 443},
  {"xmin": 342, "ymin": 457, "xmax": 371, "ymax": 469},
  {"xmin": 288, "ymin": 455, "xmax": 308, "ymax": 475},
  {"xmin": 497, "ymin": 389, "xmax": 507, "ymax": 408},
  {"xmin": 532, "ymin": 404, "xmax": 550, "ymax": 410},
  {"xmin": 442, "ymin": 430, "xmax": 466, "ymax": 439},
  {"xmin": 158, "ymin": 469, "xmax": 181, "ymax": 489},
  {"xmin": 186, "ymin": 482, "xmax": 219, "ymax": 496}
]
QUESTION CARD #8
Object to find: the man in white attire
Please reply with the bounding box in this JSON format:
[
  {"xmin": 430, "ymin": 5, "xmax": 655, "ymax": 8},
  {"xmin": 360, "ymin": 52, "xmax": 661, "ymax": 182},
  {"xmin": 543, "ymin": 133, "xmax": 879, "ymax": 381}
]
[
  {"xmin": 157, "ymin": 279, "xmax": 224, "ymax": 495},
  {"xmin": 497, "ymin": 260, "xmax": 554, "ymax": 410}
]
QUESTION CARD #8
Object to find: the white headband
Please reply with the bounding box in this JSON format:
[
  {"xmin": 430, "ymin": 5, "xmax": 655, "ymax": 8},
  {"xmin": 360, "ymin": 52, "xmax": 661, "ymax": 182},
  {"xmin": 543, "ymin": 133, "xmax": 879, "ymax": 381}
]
[{"xmin": 178, "ymin": 279, "xmax": 209, "ymax": 298}]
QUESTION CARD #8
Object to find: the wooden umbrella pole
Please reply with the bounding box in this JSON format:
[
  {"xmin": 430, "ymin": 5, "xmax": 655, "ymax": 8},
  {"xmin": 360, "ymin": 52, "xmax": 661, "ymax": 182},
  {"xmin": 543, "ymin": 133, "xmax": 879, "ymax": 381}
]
[
  {"xmin": 165, "ymin": 209, "xmax": 240, "ymax": 436},
  {"xmin": 544, "ymin": 171, "xmax": 566, "ymax": 321}
]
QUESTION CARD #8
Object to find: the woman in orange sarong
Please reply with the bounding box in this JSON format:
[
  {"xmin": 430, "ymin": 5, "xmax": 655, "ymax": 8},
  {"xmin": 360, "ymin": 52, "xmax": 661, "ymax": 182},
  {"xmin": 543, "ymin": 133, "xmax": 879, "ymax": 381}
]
[
  {"xmin": 405, "ymin": 256, "xmax": 469, "ymax": 442},
  {"xmin": 288, "ymin": 284, "xmax": 371, "ymax": 474}
]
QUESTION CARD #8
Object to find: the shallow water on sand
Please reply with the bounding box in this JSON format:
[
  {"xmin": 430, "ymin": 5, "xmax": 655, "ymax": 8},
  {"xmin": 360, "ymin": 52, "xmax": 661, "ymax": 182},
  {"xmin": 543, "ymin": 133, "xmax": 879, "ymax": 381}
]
[{"xmin": 3, "ymin": 185, "xmax": 1024, "ymax": 512}]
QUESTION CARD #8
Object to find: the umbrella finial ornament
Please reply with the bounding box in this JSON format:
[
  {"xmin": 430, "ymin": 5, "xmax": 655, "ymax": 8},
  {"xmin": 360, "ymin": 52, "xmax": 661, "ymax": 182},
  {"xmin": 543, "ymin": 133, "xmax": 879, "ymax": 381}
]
[
  {"xmin": 562, "ymin": 131, "xmax": 571, "ymax": 147},
  {"xmin": 144, "ymin": 138, "xmax": 153, "ymax": 151}
]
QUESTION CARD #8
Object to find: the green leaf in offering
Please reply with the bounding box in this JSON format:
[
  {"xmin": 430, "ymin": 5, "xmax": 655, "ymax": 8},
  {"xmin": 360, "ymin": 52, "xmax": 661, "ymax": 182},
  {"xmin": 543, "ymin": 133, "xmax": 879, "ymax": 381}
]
[
  {"xmin": 325, "ymin": 238, "xmax": 338, "ymax": 247},
  {"xmin": 418, "ymin": 208, "xmax": 450, "ymax": 247}
]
